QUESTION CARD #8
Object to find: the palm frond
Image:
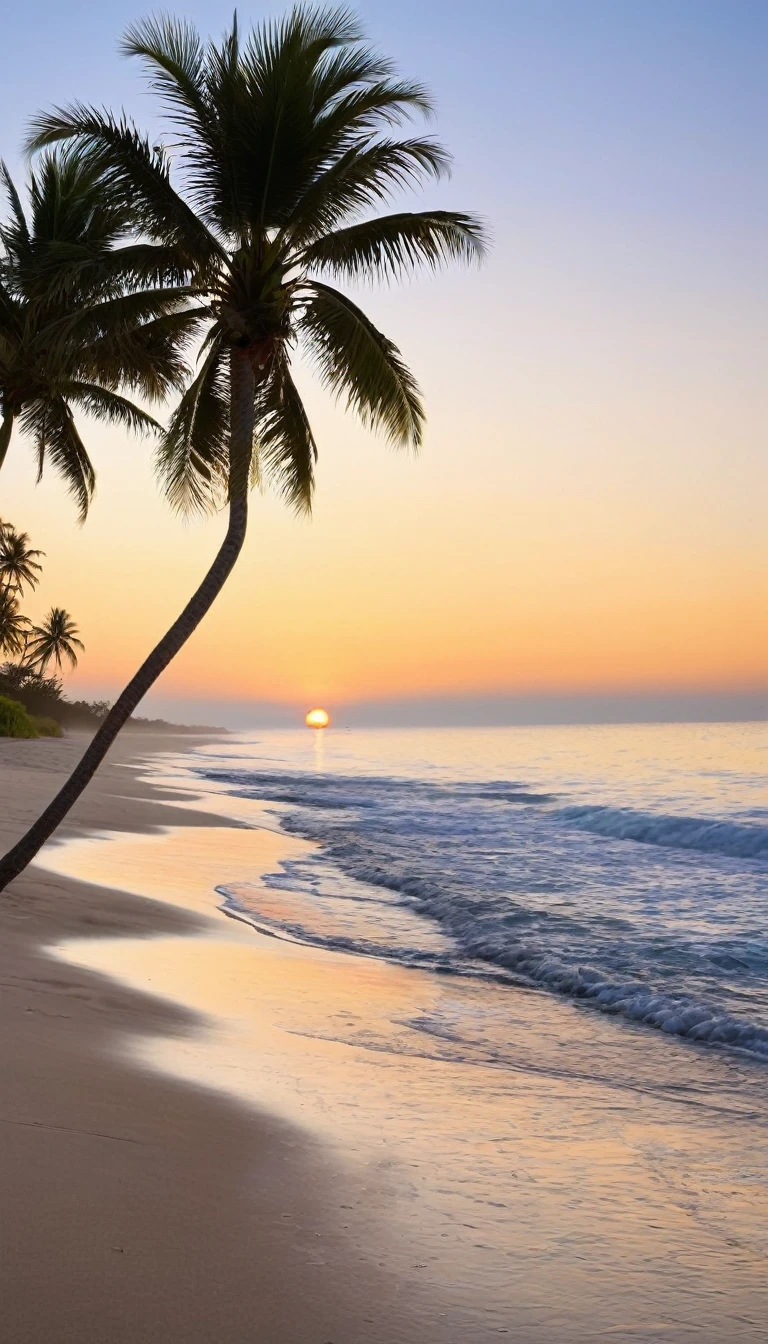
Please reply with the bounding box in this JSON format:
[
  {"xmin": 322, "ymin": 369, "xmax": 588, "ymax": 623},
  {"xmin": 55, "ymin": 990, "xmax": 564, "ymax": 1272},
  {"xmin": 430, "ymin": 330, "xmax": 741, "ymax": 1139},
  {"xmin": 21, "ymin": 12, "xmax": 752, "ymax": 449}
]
[
  {"xmin": 300, "ymin": 210, "xmax": 487, "ymax": 281},
  {"xmin": 283, "ymin": 139, "xmax": 451, "ymax": 246},
  {"xmin": 0, "ymin": 588, "xmax": 29, "ymax": 658},
  {"xmin": 255, "ymin": 349, "xmax": 317, "ymax": 512},
  {"xmin": 27, "ymin": 148, "xmax": 130, "ymax": 252},
  {"xmin": 34, "ymin": 287, "xmax": 197, "ymax": 393},
  {"xmin": 61, "ymin": 382, "xmax": 162, "ymax": 434},
  {"xmin": 73, "ymin": 308, "xmax": 202, "ymax": 403},
  {"xmin": 19, "ymin": 396, "xmax": 95, "ymax": 520},
  {"xmin": 0, "ymin": 162, "xmax": 31, "ymax": 261},
  {"xmin": 314, "ymin": 77, "xmax": 434, "ymax": 148},
  {"xmin": 26, "ymin": 242, "xmax": 192, "ymax": 307},
  {"xmin": 0, "ymin": 277, "xmax": 23, "ymax": 334},
  {"xmin": 121, "ymin": 15, "xmax": 212, "ymax": 138},
  {"xmin": 310, "ymin": 33, "xmax": 429, "ymax": 118},
  {"xmin": 26, "ymin": 106, "xmax": 223, "ymax": 270},
  {"xmin": 300, "ymin": 280, "xmax": 423, "ymax": 446},
  {"xmin": 155, "ymin": 335, "xmax": 230, "ymax": 514},
  {"xmin": 38, "ymin": 286, "xmax": 194, "ymax": 351}
]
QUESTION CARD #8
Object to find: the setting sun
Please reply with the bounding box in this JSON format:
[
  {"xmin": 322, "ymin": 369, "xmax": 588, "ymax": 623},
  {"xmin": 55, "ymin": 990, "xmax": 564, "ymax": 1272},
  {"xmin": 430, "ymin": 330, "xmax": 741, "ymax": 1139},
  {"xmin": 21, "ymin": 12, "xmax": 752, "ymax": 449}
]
[{"xmin": 305, "ymin": 708, "xmax": 330, "ymax": 729}]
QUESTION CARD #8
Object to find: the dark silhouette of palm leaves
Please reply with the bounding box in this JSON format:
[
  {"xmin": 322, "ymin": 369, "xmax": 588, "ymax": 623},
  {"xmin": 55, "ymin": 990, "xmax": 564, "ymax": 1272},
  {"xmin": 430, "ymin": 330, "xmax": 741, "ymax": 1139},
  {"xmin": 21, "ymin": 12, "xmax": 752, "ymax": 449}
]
[
  {"xmin": 29, "ymin": 5, "xmax": 487, "ymax": 514},
  {"xmin": 0, "ymin": 526, "xmax": 44, "ymax": 594},
  {"xmin": 0, "ymin": 149, "xmax": 192, "ymax": 516},
  {"xmin": 0, "ymin": 588, "xmax": 29, "ymax": 658},
  {"xmin": 24, "ymin": 606, "xmax": 84, "ymax": 674}
]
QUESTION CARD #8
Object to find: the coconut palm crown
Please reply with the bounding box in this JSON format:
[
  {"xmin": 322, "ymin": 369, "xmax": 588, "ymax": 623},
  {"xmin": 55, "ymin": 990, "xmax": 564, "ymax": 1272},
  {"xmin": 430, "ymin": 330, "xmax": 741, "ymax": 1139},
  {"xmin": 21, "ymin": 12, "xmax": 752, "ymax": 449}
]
[
  {"xmin": 0, "ymin": 526, "xmax": 44, "ymax": 594},
  {"xmin": 0, "ymin": 148, "xmax": 192, "ymax": 515},
  {"xmin": 25, "ymin": 607, "xmax": 84, "ymax": 675},
  {"xmin": 0, "ymin": 5, "xmax": 485, "ymax": 891},
  {"xmin": 28, "ymin": 6, "xmax": 485, "ymax": 513}
]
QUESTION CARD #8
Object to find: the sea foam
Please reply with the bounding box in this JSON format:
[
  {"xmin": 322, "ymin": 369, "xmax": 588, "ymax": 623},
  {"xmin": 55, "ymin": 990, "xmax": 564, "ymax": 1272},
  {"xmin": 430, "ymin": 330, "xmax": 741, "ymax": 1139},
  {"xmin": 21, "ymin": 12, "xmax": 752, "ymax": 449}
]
[{"xmin": 203, "ymin": 752, "xmax": 768, "ymax": 1063}]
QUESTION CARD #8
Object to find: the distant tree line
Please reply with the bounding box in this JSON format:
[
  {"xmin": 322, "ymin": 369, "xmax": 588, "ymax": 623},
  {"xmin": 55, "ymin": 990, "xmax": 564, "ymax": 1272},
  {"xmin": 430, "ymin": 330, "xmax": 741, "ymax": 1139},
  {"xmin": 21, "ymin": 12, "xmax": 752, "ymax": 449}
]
[
  {"xmin": 0, "ymin": 518, "xmax": 90, "ymax": 732},
  {"xmin": 0, "ymin": 520, "xmax": 220, "ymax": 733}
]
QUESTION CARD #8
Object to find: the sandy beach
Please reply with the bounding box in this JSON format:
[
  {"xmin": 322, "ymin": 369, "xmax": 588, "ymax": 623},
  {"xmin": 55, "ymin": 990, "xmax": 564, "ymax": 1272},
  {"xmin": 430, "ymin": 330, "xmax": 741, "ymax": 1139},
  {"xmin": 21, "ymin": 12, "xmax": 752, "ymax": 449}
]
[{"xmin": 0, "ymin": 732, "xmax": 436, "ymax": 1344}]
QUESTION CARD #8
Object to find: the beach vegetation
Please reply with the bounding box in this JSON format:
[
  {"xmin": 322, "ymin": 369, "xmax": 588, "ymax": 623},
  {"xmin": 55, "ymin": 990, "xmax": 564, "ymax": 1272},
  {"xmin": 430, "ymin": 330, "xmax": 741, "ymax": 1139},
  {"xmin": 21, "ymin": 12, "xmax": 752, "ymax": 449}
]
[
  {"xmin": 0, "ymin": 661, "xmax": 217, "ymax": 733},
  {"xmin": 29, "ymin": 714, "xmax": 63, "ymax": 737},
  {"xmin": 0, "ymin": 3, "xmax": 484, "ymax": 889},
  {"xmin": 0, "ymin": 693, "xmax": 39, "ymax": 738}
]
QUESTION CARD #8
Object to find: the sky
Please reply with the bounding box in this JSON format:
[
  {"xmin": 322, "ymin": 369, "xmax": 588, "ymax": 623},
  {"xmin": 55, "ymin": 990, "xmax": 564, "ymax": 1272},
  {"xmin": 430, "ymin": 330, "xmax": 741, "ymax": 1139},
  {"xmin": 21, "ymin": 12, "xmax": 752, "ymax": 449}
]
[{"xmin": 1, "ymin": 0, "xmax": 766, "ymax": 726}]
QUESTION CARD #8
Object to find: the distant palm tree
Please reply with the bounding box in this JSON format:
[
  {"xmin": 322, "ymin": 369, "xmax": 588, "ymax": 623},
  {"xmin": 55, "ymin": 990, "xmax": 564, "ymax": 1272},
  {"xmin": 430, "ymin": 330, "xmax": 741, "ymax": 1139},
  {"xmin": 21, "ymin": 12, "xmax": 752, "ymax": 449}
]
[
  {"xmin": 0, "ymin": 5, "xmax": 484, "ymax": 890},
  {"xmin": 0, "ymin": 527, "xmax": 44, "ymax": 594},
  {"xmin": 0, "ymin": 148, "xmax": 192, "ymax": 516},
  {"xmin": 24, "ymin": 607, "xmax": 84, "ymax": 675},
  {"xmin": 0, "ymin": 588, "xmax": 29, "ymax": 659}
]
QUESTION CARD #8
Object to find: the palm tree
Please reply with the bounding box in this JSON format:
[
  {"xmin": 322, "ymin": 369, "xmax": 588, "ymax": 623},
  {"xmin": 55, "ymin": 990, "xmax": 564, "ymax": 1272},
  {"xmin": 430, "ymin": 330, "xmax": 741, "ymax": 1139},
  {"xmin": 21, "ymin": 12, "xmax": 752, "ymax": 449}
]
[
  {"xmin": 0, "ymin": 147, "xmax": 192, "ymax": 516},
  {"xmin": 0, "ymin": 588, "xmax": 29, "ymax": 659},
  {"xmin": 0, "ymin": 526, "xmax": 44, "ymax": 594},
  {"xmin": 24, "ymin": 607, "xmax": 84, "ymax": 674},
  {"xmin": 0, "ymin": 5, "xmax": 484, "ymax": 890}
]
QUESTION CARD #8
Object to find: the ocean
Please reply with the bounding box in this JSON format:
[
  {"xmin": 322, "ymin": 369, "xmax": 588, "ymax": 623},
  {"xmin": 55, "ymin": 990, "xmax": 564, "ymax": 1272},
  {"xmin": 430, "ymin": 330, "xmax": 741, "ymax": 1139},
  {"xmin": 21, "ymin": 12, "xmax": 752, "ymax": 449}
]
[{"xmin": 192, "ymin": 721, "xmax": 768, "ymax": 1065}]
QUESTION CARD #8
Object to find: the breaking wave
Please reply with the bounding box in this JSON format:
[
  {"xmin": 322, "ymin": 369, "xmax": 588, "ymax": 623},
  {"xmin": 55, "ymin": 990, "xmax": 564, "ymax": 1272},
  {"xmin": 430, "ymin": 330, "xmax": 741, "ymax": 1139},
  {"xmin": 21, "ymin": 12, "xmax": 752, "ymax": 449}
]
[
  {"xmin": 201, "ymin": 751, "xmax": 768, "ymax": 1064},
  {"xmin": 557, "ymin": 804, "xmax": 768, "ymax": 860}
]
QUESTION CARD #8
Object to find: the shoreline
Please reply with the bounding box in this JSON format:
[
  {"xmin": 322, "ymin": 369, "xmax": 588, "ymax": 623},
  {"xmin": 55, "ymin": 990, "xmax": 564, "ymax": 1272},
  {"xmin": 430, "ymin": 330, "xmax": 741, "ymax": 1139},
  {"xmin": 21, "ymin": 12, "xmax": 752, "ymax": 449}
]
[
  {"xmin": 0, "ymin": 732, "xmax": 437, "ymax": 1343},
  {"xmin": 3, "ymin": 729, "xmax": 768, "ymax": 1342}
]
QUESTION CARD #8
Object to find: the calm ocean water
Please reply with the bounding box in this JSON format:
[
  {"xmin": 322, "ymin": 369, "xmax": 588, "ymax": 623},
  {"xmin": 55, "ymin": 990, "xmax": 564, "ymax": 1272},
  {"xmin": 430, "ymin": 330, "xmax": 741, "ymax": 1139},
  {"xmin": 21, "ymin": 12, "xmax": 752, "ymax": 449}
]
[{"xmin": 188, "ymin": 721, "xmax": 768, "ymax": 1065}]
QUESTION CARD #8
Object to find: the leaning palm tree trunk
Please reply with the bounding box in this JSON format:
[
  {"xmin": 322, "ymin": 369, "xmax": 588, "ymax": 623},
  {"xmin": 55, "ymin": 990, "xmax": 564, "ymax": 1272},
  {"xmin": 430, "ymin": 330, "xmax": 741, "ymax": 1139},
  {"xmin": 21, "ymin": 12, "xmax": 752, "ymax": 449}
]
[{"xmin": 0, "ymin": 352, "xmax": 254, "ymax": 893}]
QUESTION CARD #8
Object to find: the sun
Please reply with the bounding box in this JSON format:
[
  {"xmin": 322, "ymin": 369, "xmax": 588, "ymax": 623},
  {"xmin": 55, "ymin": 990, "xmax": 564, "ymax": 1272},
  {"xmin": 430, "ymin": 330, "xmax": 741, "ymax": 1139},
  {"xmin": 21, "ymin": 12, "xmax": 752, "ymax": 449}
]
[{"xmin": 305, "ymin": 707, "xmax": 330, "ymax": 729}]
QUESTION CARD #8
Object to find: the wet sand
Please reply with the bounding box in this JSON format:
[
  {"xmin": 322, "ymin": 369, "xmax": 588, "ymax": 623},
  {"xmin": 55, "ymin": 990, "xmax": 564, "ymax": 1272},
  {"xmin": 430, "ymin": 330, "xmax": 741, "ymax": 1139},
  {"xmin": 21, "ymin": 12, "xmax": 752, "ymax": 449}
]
[{"xmin": 0, "ymin": 733, "xmax": 434, "ymax": 1344}]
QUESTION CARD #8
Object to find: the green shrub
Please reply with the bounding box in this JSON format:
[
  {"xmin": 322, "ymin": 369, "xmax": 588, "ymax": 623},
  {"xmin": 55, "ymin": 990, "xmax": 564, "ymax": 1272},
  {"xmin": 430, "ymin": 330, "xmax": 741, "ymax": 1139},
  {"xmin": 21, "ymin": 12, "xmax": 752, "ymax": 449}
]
[
  {"xmin": 31, "ymin": 715, "xmax": 63, "ymax": 737},
  {"xmin": 0, "ymin": 694, "xmax": 39, "ymax": 738}
]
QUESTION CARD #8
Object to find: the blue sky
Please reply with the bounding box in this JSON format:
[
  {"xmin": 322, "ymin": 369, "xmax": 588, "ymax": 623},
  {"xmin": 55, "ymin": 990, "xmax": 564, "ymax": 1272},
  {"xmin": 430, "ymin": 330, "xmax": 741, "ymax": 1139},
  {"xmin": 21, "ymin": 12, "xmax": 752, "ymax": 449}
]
[{"xmin": 4, "ymin": 1, "xmax": 767, "ymax": 266}]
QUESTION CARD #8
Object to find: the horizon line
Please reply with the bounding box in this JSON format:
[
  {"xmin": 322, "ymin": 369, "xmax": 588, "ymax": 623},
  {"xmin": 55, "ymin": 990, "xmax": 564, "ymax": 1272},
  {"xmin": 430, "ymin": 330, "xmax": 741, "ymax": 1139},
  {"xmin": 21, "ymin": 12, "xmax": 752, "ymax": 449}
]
[{"xmin": 99, "ymin": 687, "xmax": 768, "ymax": 730}]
